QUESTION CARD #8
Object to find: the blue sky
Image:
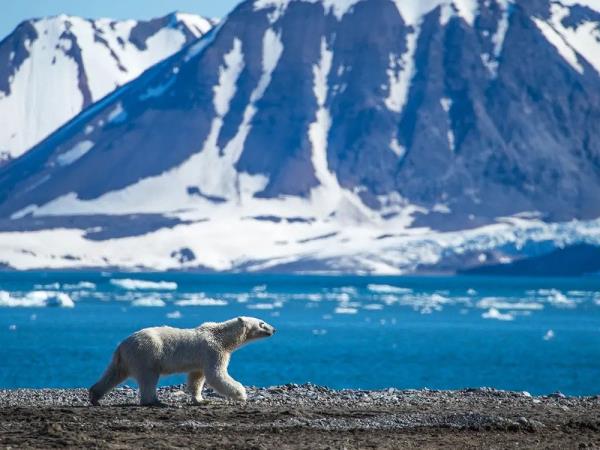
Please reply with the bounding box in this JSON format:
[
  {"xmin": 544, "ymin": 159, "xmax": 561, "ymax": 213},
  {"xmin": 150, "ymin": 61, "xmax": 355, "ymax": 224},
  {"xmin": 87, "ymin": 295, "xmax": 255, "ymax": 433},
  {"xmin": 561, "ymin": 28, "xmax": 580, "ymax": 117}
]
[{"xmin": 0, "ymin": 0, "xmax": 242, "ymax": 40}]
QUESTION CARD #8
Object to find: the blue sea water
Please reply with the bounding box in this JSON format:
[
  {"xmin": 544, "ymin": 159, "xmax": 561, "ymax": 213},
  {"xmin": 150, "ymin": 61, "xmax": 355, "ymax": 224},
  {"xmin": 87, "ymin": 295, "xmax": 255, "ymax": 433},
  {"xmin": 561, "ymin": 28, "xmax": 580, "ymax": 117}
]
[{"xmin": 0, "ymin": 272, "xmax": 599, "ymax": 396}]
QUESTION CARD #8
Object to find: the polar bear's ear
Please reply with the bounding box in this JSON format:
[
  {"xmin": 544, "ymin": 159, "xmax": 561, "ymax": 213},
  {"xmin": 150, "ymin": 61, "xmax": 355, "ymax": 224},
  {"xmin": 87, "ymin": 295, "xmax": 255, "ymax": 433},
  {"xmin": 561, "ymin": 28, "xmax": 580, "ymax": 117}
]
[{"xmin": 237, "ymin": 317, "xmax": 244, "ymax": 324}]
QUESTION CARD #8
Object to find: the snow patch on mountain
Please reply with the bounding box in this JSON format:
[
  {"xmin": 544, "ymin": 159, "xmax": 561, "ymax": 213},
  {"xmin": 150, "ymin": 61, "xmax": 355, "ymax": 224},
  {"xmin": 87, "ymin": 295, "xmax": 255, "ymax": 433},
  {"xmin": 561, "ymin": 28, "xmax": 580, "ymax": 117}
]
[
  {"xmin": 194, "ymin": 37, "xmax": 245, "ymax": 198},
  {"xmin": 391, "ymin": 0, "xmax": 477, "ymax": 26},
  {"xmin": 533, "ymin": 16, "xmax": 584, "ymax": 73},
  {"xmin": 546, "ymin": 2, "xmax": 600, "ymax": 75},
  {"xmin": 559, "ymin": 0, "xmax": 600, "ymax": 13},
  {"xmin": 306, "ymin": 39, "xmax": 377, "ymax": 224},
  {"xmin": 0, "ymin": 21, "xmax": 83, "ymax": 161},
  {"xmin": 385, "ymin": 30, "xmax": 418, "ymax": 114},
  {"xmin": 440, "ymin": 97, "xmax": 455, "ymax": 151},
  {"xmin": 214, "ymin": 39, "xmax": 244, "ymax": 116},
  {"xmin": 389, "ymin": 138, "xmax": 406, "ymax": 158},
  {"xmin": 107, "ymin": 103, "xmax": 127, "ymax": 124},
  {"xmin": 56, "ymin": 141, "xmax": 94, "ymax": 166},
  {"xmin": 309, "ymin": 38, "xmax": 334, "ymax": 190},
  {"xmin": 254, "ymin": 0, "xmax": 362, "ymax": 21},
  {"xmin": 482, "ymin": 1, "xmax": 513, "ymax": 75}
]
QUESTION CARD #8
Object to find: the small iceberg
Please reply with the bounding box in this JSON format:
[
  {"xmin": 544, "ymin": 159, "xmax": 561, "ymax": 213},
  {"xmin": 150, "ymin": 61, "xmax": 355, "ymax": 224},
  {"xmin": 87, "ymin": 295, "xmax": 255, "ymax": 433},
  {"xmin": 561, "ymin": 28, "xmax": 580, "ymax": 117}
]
[
  {"xmin": 0, "ymin": 291, "xmax": 74, "ymax": 308},
  {"xmin": 110, "ymin": 279, "xmax": 177, "ymax": 290},
  {"xmin": 481, "ymin": 308, "xmax": 514, "ymax": 321},
  {"xmin": 546, "ymin": 290, "xmax": 576, "ymax": 309},
  {"xmin": 247, "ymin": 303, "xmax": 278, "ymax": 310},
  {"xmin": 477, "ymin": 297, "xmax": 543, "ymax": 311},
  {"xmin": 166, "ymin": 310, "xmax": 182, "ymax": 319},
  {"xmin": 175, "ymin": 295, "xmax": 227, "ymax": 306},
  {"xmin": 62, "ymin": 281, "xmax": 96, "ymax": 290},
  {"xmin": 334, "ymin": 306, "xmax": 358, "ymax": 314},
  {"xmin": 44, "ymin": 292, "xmax": 75, "ymax": 308},
  {"xmin": 543, "ymin": 329, "xmax": 555, "ymax": 341},
  {"xmin": 131, "ymin": 297, "xmax": 166, "ymax": 307},
  {"xmin": 367, "ymin": 284, "xmax": 411, "ymax": 294},
  {"xmin": 363, "ymin": 304, "xmax": 384, "ymax": 310}
]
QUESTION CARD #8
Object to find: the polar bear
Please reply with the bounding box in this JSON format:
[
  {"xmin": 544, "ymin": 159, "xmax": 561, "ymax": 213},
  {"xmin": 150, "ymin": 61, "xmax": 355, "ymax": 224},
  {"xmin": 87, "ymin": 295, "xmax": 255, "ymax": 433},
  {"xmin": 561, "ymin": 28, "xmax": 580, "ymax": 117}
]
[{"xmin": 89, "ymin": 316, "xmax": 276, "ymax": 406}]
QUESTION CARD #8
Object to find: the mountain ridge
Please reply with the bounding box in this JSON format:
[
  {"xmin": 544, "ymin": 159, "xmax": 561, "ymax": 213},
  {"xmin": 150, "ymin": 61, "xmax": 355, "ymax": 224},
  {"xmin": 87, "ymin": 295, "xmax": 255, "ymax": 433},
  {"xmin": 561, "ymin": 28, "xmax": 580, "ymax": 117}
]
[
  {"xmin": 0, "ymin": 0, "xmax": 598, "ymax": 273},
  {"xmin": 0, "ymin": 12, "xmax": 215, "ymax": 161}
]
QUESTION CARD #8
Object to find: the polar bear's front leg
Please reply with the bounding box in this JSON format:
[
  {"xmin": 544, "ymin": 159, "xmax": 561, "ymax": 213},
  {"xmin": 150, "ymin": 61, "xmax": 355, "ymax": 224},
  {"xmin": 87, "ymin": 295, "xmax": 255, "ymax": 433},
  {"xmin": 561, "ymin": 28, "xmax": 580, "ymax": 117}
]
[
  {"xmin": 203, "ymin": 354, "xmax": 247, "ymax": 401},
  {"xmin": 187, "ymin": 370, "xmax": 205, "ymax": 404},
  {"xmin": 205, "ymin": 369, "xmax": 247, "ymax": 401}
]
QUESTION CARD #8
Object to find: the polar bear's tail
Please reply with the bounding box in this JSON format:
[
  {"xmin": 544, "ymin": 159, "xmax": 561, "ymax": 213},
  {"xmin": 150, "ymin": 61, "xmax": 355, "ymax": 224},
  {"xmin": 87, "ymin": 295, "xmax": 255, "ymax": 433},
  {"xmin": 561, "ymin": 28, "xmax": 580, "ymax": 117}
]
[{"xmin": 89, "ymin": 347, "xmax": 128, "ymax": 405}]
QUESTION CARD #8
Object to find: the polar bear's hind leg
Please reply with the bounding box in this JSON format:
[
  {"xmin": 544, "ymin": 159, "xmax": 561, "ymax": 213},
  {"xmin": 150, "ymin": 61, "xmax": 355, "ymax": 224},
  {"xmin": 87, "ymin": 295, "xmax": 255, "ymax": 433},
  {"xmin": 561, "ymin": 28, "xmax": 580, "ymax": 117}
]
[
  {"xmin": 89, "ymin": 350, "xmax": 128, "ymax": 405},
  {"xmin": 137, "ymin": 372, "xmax": 161, "ymax": 406}
]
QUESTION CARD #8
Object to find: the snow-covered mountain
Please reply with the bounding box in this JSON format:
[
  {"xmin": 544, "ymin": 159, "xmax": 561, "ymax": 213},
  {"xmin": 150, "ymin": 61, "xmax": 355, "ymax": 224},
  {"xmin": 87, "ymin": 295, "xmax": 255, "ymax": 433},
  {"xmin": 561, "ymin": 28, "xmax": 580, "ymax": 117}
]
[
  {"xmin": 0, "ymin": 0, "xmax": 599, "ymax": 274},
  {"xmin": 0, "ymin": 12, "xmax": 215, "ymax": 161}
]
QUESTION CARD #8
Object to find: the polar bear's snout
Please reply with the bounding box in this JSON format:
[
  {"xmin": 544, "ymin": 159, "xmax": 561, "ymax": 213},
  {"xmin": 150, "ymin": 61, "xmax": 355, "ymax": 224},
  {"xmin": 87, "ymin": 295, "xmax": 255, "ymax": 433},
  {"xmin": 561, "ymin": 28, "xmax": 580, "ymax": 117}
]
[
  {"xmin": 260, "ymin": 320, "xmax": 276, "ymax": 336},
  {"xmin": 242, "ymin": 317, "xmax": 277, "ymax": 339}
]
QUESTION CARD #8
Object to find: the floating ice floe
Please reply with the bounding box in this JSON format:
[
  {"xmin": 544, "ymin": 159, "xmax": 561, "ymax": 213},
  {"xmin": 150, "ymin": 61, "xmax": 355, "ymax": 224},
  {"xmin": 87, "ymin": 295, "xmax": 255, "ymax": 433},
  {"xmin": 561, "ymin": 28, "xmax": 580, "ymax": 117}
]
[
  {"xmin": 367, "ymin": 284, "xmax": 412, "ymax": 294},
  {"xmin": 247, "ymin": 301, "xmax": 283, "ymax": 310},
  {"xmin": 0, "ymin": 290, "xmax": 74, "ymax": 308},
  {"xmin": 62, "ymin": 281, "xmax": 96, "ymax": 290},
  {"xmin": 110, "ymin": 279, "xmax": 178, "ymax": 290},
  {"xmin": 567, "ymin": 290, "xmax": 589, "ymax": 297},
  {"xmin": 34, "ymin": 283, "xmax": 60, "ymax": 290},
  {"xmin": 545, "ymin": 290, "xmax": 576, "ymax": 308},
  {"xmin": 334, "ymin": 306, "xmax": 358, "ymax": 314},
  {"xmin": 543, "ymin": 329, "xmax": 555, "ymax": 341},
  {"xmin": 481, "ymin": 308, "xmax": 514, "ymax": 321},
  {"xmin": 131, "ymin": 297, "xmax": 166, "ymax": 307},
  {"xmin": 363, "ymin": 303, "xmax": 384, "ymax": 310},
  {"xmin": 325, "ymin": 292, "xmax": 353, "ymax": 302},
  {"xmin": 166, "ymin": 310, "xmax": 182, "ymax": 319},
  {"xmin": 174, "ymin": 296, "xmax": 227, "ymax": 306},
  {"xmin": 476, "ymin": 297, "xmax": 544, "ymax": 311},
  {"xmin": 397, "ymin": 293, "xmax": 452, "ymax": 314}
]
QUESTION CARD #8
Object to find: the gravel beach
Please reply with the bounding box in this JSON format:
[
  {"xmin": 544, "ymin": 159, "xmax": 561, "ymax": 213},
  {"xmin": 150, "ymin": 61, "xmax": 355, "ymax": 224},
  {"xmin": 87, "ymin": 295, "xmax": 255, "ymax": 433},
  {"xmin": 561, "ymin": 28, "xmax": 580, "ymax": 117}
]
[{"xmin": 1, "ymin": 384, "xmax": 599, "ymax": 449}]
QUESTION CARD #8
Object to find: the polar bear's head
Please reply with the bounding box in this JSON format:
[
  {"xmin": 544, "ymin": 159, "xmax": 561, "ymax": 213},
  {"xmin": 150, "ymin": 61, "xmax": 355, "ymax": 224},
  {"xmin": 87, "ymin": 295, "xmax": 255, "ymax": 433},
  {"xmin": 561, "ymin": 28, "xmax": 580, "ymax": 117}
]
[
  {"xmin": 207, "ymin": 316, "xmax": 276, "ymax": 351},
  {"xmin": 238, "ymin": 316, "xmax": 276, "ymax": 343}
]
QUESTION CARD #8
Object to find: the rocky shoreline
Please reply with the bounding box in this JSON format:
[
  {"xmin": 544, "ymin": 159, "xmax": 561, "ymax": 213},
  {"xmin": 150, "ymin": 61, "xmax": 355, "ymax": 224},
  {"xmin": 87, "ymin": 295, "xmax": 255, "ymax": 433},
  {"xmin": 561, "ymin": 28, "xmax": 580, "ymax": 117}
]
[{"xmin": 1, "ymin": 384, "xmax": 599, "ymax": 448}]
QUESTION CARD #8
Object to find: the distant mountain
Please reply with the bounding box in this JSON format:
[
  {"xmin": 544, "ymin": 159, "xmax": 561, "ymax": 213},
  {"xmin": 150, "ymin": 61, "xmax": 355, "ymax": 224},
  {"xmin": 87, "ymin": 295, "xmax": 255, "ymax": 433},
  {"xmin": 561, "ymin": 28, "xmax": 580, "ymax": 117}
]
[
  {"xmin": 0, "ymin": 0, "xmax": 598, "ymax": 273},
  {"xmin": 0, "ymin": 12, "xmax": 215, "ymax": 161}
]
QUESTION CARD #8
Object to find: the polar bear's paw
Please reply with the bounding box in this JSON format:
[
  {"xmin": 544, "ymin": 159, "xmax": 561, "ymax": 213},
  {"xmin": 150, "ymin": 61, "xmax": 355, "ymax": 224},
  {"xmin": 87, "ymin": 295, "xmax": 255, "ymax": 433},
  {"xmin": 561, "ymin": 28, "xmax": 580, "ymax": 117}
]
[{"xmin": 232, "ymin": 387, "xmax": 248, "ymax": 402}]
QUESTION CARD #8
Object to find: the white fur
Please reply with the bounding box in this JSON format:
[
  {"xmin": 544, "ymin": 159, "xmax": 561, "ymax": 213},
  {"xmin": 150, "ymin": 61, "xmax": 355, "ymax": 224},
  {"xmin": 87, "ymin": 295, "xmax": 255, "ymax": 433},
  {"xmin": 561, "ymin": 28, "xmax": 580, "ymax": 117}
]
[{"xmin": 89, "ymin": 316, "xmax": 276, "ymax": 405}]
